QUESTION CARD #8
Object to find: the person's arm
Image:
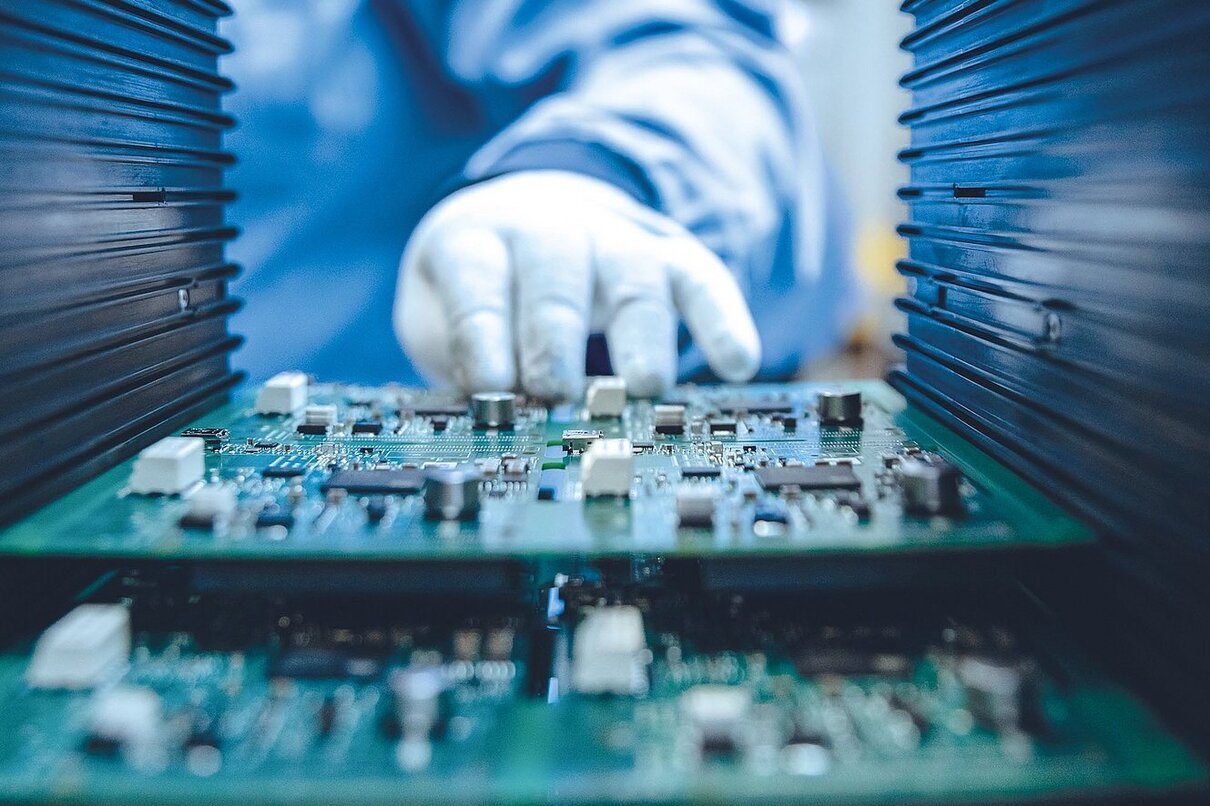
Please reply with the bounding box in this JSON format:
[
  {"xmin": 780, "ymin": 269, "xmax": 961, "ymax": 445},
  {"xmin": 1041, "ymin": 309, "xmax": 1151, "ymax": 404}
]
[{"xmin": 394, "ymin": 0, "xmax": 831, "ymax": 397}]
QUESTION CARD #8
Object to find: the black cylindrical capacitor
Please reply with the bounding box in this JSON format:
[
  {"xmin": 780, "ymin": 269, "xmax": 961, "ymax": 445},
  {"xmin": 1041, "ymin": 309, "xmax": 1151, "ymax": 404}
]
[
  {"xmin": 816, "ymin": 390, "xmax": 863, "ymax": 426},
  {"xmin": 899, "ymin": 458, "xmax": 965, "ymax": 517},
  {"xmin": 423, "ymin": 466, "xmax": 481, "ymax": 521},
  {"xmin": 471, "ymin": 391, "xmax": 516, "ymax": 429}
]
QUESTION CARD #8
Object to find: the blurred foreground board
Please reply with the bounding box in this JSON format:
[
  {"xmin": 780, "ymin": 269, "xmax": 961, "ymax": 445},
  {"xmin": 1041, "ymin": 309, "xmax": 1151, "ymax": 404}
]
[{"xmin": 0, "ymin": 571, "xmax": 1202, "ymax": 805}]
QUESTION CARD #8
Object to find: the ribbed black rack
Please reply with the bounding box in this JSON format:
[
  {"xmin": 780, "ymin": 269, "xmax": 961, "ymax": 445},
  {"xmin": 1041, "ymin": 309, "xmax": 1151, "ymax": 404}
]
[
  {"xmin": 0, "ymin": 0, "xmax": 242, "ymax": 522},
  {"xmin": 891, "ymin": 0, "xmax": 1210, "ymax": 724},
  {"xmin": 893, "ymin": 0, "xmax": 1210, "ymax": 546}
]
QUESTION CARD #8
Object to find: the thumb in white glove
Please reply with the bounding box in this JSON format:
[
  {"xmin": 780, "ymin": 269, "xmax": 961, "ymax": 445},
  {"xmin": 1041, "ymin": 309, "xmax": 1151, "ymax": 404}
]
[{"xmin": 394, "ymin": 170, "xmax": 761, "ymax": 400}]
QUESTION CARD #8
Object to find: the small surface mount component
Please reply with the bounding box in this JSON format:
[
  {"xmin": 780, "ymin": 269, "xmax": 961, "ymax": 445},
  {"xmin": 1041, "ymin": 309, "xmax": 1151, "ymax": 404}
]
[
  {"xmin": 179, "ymin": 427, "xmax": 229, "ymax": 446},
  {"xmin": 127, "ymin": 436, "xmax": 205, "ymax": 495},
  {"xmin": 676, "ymin": 486, "xmax": 716, "ymax": 528},
  {"xmin": 255, "ymin": 371, "xmax": 308, "ymax": 415},
  {"xmin": 570, "ymin": 605, "xmax": 650, "ymax": 695},
  {"xmin": 579, "ymin": 438, "xmax": 634, "ymax": 497},
  {"xmin": 708, "ymin": 418, "xmax": 738, "ymax": 435},
  {"xmin": 26, "ymin": 604, "xmax": 130, "ymax": 689},
  {"xmin": 298, "ymin": 403, "xmax": 338, "ymax": 435},
  {"xmin": 585, "ymin": 376, "xmax": 627, "ymax": 418},
  {"xmin": 179, "ymin": 483, "xmax": 238, "ymax": 529},
  {"xmin": 85, "ymin": 686, "xmax": 163, "ymax": 767},
  {"xmin": 562, "ymin": 428, "xmax": 601, "ymax": 452},
  {"xmin": 681, "ymin": 684, "xmax": 751, "ymax": 757},
  {"xmin": 654, "ymin": 403, "xmax": 686, "ymax": 435}
]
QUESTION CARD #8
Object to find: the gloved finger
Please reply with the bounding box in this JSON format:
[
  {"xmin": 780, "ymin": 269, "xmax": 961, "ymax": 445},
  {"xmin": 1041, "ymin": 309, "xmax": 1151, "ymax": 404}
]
[
  {"xmin": 419, "ymin": 225, "xmax": 516, "ymax": 392},
  {"xmin": 396, "ymin": 254, "xmax": 456, "ymax": 388},
  {"xmin": 595, "ymin": 235, "xmax": 677, "ymax": 398},
  {"xmin": 663, "ymin": 236, "xmax": 761, "ymax": 382},
  {"xmin": 511, "ymin": 223, "xmax": 592, "ymax": 400}
]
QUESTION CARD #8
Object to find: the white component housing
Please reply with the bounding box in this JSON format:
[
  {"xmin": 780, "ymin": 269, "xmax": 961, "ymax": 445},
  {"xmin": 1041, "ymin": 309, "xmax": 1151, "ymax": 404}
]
[
  {"xmin": 676, "ymin": 486, "xmax": 716, "ymax": 528},
  {"xmin": 89, "ymin": 686, "xmax": 162, "ymax": 748},
  {"xmin": 681, "ymin": 684, "xmax": 751, "ymax": 741},
  {"xmin": 570, "ymin": 605, "xmax": 650, "ymax": 696},
  {"xmin": 128, "ymin": 437, "xmax": 205, "ymax": 495},
  {"xmin": 187, "ymin": 483, "xmax": 237, "ymax": 522},
  {"xmin": 26, "ymin": 604, "xmax": 131, "ymax": 689},
  {"xmin": 255, "ymin": 371, "xmax": 308, "ymax": 415},
  {"xmin": 654, "ymin": 404, "xmax": 686, "ymax": 428},
  {"xmin": 304, "ymin": 404, "xmax": 338, "ymax": 426},
  {"xmin": 580, "ymin": 438, "xmax": 634, "ymax": 497},
  {"xmin": 585, "ymin": 376, "xmax": 627, "ymax": 418}
]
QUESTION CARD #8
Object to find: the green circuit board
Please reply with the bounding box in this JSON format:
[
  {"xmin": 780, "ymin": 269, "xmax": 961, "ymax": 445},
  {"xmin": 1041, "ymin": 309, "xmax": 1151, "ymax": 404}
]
[
  {"xmin": 0, "ymin": 575, "xmax": 1201, "ymax": 805},
  {"xmin": 0, "ymin": 380, "xmax": 1088, "ymax": 563}
]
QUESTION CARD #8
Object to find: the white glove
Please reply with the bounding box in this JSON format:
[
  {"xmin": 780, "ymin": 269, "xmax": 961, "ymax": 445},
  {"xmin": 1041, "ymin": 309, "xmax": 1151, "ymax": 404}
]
[{"xmin": 394, "ymin": 170, "xmax": 761, "ymax": 400}]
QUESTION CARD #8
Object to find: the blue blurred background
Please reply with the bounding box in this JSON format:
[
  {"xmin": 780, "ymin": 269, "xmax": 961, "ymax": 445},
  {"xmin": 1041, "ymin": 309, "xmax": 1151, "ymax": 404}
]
[{"xmin": 221, "ymin": 1, "xmax": 912, "ymax": 386}]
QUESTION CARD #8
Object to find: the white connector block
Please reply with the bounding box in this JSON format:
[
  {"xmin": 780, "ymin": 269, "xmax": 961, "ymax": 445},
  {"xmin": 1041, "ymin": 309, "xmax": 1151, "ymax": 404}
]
[
  {"xmin": 676, "ymin": 486, "xmax": 716, "ymax": 528},
  {"xmin": 585, "ymin": 376, "xmax": 627, "ymax": 418},
  {"xmin": 571, "ymin": 605, "xmax": 650, "ymax": 695},
  {"xmin": 128, "ymin": 436, "xmax": 205, "ymax": 495},
  {"xmin": 580, "ymin": 438, "xmax": 634, "ymax": 497},
  {"xmin": 255, "ymin": 371, "xmax": 308, "ymax": 415},
  {"xmin": 304, "ymin": 404, "xmax": 338, "ymax": 426},
  {"xmin": 89, "ymin": 686, "xmax": 163, "ymax": 749},
  {"xmin": 26, "ymin": 604, "xmax": 131, "ymax": 689},
  {"xmin": 187, "ymin": 483, "xmax": 237, "ymax": 522},
  {"xmin": 681, "ymin": 684, "xmax": 751, "ymax": 742}
]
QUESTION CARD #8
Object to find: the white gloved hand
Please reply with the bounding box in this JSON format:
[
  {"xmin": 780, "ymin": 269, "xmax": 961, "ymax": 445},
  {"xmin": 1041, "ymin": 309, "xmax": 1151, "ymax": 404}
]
[{"xmin": 394, "ymin": 170, "xmax": 761, "ymax": 400}]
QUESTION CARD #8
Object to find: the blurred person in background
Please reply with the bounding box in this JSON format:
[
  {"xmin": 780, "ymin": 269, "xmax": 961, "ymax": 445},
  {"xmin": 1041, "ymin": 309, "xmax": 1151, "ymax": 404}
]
[{"xmin": 224, "ymin": 0, "xmax": 861, "ymax": 398}]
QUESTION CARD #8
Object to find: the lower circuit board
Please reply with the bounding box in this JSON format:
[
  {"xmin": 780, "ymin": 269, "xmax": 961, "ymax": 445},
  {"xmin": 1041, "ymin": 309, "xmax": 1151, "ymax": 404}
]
[
  {"xmin": 0, "ymin": 571, "xmax": 1201, "ymax": 804},
  {"xmin": 0, "ymin": 379, "xmax": 1088, "ymax": 562}
]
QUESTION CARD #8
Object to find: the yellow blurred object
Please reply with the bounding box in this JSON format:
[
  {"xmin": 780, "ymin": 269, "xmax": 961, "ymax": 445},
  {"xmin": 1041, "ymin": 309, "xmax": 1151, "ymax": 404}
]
[
  {"xmin": 850, "ymin": 221, "xmax": 907, "ymax": 344},
  {"xmin": 856, "ymin": 222, "xmax": 907, "ymax": 297}
]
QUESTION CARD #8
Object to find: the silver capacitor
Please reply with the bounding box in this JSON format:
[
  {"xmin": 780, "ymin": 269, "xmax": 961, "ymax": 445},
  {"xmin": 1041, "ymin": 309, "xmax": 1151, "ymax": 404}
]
[
  {"xmin": 816, "ymin": 390, "xmax": 863, "ymax": 426},
  {"xmin": 899, "ymin": 458, "xmax": 964, "ymax": 517},
  {"xmin": 471, "ymin": 391, "xmax": 516, "ymax": 429},
  {"xmin": 423, "ymin": 466, "xmax": 481, "ymax": 521}
]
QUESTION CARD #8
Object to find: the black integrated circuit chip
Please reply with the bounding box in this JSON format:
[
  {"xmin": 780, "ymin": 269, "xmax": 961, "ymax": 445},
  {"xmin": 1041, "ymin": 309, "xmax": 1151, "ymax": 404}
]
[
  {"xmin": 320, "ymin": 468, "xmax": 424, "ymax": 495},
  {"xmin": 180, "ymin": 427, "xmax": 228, "ymax": 446},
  {"xmin": 754, "ymin": 464, "xmax": 861, "ymax": 491},
  {"xmin": 256, "ymin": 509, "xmax": 295, "ymax": 529},
  {"xmin": 351, "ymin": 421, "xmax": 383, "ymax": 435},
  {"xmin": 716, "ymin": 396, "xmax": 794, "ymax": 415},
  {"xmin": 404, "ymin": 403, "xmax": 468, "ymax": 418},
  {"xmin": 680, "ymin": 466, "xmax": 722, "ymax": 478},
  {"xmin": 263, "ymin": 466, "xmax": 306, "ymax": 479},
  {"xmin": 267, "ymin": 648, "xmax": 383, "ymax": 680}
]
